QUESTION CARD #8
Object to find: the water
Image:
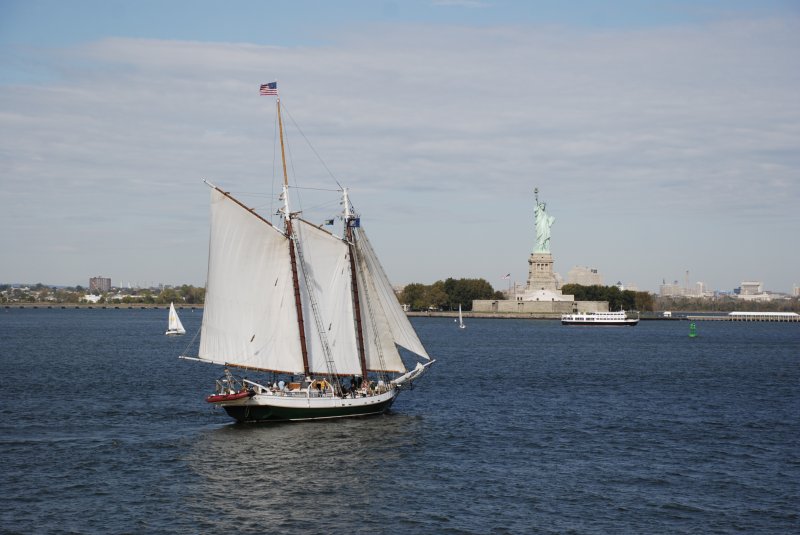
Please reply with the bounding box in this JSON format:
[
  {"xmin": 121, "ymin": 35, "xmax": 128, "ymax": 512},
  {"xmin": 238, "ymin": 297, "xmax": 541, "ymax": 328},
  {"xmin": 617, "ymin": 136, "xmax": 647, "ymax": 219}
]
[{"xmin": 1, "ymin": 309, "xmax": 798, "ymax": 534}]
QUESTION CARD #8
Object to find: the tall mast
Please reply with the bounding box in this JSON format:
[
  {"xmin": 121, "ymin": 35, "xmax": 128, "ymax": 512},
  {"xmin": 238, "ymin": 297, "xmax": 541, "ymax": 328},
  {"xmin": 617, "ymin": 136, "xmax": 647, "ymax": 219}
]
[
  {"xmin": 343, "ymin": 188, "xmax": 368, "ymax": 379},
  {"xmin": 277, "ymin": 95, "xmax": 310, "ymax": 376}
]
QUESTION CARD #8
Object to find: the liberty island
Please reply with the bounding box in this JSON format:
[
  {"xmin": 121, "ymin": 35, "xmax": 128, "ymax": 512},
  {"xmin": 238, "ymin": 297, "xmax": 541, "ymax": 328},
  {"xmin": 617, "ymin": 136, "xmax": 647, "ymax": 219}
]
[{"xmin": 473, "ymin": 188, "xmax": 607, "ymax": 316}]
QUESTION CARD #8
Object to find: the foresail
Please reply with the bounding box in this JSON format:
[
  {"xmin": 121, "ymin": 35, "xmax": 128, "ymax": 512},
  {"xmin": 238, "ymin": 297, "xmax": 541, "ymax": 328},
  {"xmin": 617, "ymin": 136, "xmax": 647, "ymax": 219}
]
[
  {"xmin": 199, "ymin": 189, "xmax": 303, "ymax": 373},
  {"xmin": 295, "ymin": 220, "xmax": 361, "ymax": 376},
  {"xmin": 354, "ymin": 243, "xmax": 406, "ymax": 373},
  {"xmin": 354, "ymin": 228, "xmax": 430, "ymax": 362},
  {"xmin": 174, "ymin": 309, "xmax": 186, "ymax": 334},
  {"xmin": 169, "ymin": 303, "xmax": 186, "ymax": 333}
]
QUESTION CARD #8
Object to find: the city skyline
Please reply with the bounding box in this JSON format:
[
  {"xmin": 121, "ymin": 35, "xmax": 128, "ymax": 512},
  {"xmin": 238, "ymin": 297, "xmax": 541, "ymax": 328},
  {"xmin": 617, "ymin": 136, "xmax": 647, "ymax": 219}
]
[
  {"xmin": 2, "ymin": 1, "xmax": 798, "ymax": 293},
  {"xmin": 3, "ymin": 272, "xmax": 796, "ymax": 298}
]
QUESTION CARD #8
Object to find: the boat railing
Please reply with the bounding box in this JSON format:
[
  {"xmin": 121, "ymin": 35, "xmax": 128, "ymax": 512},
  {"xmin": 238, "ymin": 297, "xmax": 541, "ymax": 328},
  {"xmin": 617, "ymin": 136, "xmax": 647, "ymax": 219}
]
[
  {"xmin": 255, "ymin": 385, "xmax": 339, "ymax": 399},
  {"xmin": 247, "ymin": 379, "xmax": 391, "ymax": 399}
]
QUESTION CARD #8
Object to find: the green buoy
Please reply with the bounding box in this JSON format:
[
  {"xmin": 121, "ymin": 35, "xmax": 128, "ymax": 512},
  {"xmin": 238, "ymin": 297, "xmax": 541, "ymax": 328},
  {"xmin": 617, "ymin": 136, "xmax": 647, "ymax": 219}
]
[{"xmin": 689, "ymin": 322, "xmax": 697, "ymax": 338}]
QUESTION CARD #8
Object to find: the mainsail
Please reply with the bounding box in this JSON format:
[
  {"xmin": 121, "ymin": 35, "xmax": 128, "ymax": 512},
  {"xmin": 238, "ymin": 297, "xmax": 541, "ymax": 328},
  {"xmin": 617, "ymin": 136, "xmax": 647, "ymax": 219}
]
[
  {"xmin": 294, "ymin": 219, "xmax": 361, "ymax": 376},
  {"xmin": 167, "ymin": 302, "xmax": 186, "ymax": 334},
  {"xmin": 198, "ymin": 188, "xmax": 303, "ymax": 373}
]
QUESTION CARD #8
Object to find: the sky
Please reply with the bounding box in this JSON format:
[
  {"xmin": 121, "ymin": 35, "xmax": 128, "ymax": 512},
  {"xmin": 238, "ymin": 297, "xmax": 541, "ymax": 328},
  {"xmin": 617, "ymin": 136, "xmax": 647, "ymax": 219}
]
[{"xmin": 1, "ymin": 0, "xmax": 798, "ymax": 293}]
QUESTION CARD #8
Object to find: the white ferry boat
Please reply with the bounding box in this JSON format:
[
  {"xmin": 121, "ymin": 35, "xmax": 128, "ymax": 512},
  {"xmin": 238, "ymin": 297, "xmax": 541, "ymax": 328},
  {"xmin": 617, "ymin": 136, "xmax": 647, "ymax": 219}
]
[{"xmin": 561, "ymin": 310, "xmax": 639, "ymax": 326}]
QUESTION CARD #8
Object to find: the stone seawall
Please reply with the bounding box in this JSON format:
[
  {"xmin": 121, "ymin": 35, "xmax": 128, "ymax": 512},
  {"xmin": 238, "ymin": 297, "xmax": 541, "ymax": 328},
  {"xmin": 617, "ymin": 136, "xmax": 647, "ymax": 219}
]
[{"xmin": 472, "ymin": 299, "xmax": 608, "ymax": 314}]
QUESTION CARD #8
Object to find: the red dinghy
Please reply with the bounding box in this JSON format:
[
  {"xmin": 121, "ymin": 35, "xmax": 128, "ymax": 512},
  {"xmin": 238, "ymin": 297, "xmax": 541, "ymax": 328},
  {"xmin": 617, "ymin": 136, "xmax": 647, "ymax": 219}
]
[{"xmin": 206, "ymin": 390, "xmax": 253, "ymax": 403}]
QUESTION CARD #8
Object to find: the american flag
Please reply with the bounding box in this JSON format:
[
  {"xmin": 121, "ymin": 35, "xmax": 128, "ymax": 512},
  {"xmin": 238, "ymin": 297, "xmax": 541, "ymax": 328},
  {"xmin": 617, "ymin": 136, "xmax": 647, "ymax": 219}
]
[{"xmin": 259, "ymin": 82, "xmax": 278, "ymax": 96}]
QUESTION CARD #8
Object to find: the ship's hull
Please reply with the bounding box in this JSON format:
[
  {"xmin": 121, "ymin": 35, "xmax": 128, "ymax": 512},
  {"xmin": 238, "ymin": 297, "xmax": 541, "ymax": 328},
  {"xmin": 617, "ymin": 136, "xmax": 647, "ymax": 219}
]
[{"xmin": 213, "ymin": 389, "xmax": 399, "ymax": 423}]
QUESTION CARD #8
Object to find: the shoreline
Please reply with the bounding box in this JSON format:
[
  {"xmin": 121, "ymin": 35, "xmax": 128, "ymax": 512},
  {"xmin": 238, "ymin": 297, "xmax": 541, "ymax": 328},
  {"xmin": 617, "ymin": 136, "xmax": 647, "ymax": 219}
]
[
  {"xmin": 409, "ymin": 311, "xmax": 681, "ymax": 320},
  {"xmin": 3, "ymin": 303, "xmax": 203, "ymax": 310},
  {"xmin": 7, "ymin": 305, "xmax": 795, "ymax": 322}
]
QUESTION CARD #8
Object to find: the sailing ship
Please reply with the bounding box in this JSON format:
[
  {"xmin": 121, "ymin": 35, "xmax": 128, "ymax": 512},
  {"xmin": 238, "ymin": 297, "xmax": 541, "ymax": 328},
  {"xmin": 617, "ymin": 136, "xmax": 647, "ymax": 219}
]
[
  {"xmin": 181, "ymin": 83, "xmax": 434, "ymax": 423},
  {"xmin": 458, "ymin": 304, "xmax": 466, "ymax": 329},
  {"xmin": 165, "ymin": 302, "xmax": 186, "ymax": 335}
]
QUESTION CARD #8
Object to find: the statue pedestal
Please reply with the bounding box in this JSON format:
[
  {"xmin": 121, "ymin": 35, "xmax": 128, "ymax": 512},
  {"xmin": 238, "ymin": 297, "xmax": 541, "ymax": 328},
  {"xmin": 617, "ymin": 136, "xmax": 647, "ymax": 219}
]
[
  {"xmin": 519, "ymin": 252, "xmax": 573, "ymax": 302},
  {"xmin": 526, "ymin": 253, "xmax": 558, "ymax": 292}
]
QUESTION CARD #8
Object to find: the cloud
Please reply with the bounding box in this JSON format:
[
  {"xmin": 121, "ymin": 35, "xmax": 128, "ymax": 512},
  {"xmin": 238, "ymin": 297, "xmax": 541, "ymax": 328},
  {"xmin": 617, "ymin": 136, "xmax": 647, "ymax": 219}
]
[{"xmin": 1, "ymin": 16, "xmax": 798, "ymax": 291}]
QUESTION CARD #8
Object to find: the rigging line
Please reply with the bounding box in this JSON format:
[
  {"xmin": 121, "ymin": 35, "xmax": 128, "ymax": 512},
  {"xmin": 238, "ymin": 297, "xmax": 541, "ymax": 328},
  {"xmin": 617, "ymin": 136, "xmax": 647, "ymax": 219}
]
[
  {"xmin": 271, "ymin": 101, "xmax": 279, "ymax": 226},
  {"xmin": 280, "ymin": 105, "xmax": 304, "ymax": 216},
  {"xmin": 179, "ymin": 317, "xmax": 202, "ymax": 358},
  {"xmin": 295, "ymin": 198, "xmax": 340, "ymax": 214},
  {"xmin": 288, "ymin": 186, "xmax": 342, "ymax": 193},
  {"xmin": 236, "ymin": 191, "xmax": 283, "ymax": 198},
  {"xmin": 281, "ymin": 101, "xmax": 342, "ymax": 187},
  {"xmin": 292, "ymin": 225, "xmax": 340, "ymax": 381}
]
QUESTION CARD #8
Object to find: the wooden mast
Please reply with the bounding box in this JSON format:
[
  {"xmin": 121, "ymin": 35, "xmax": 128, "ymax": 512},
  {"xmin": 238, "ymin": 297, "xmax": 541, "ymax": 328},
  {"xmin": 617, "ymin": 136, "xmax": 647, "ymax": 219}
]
[
  {"xmin": 343, "ymin": 189, "xmax": 368, "ymax": 379},
  {"xmin": 277, "ymin": 95, "xmax": 310, "ymax": 376}
]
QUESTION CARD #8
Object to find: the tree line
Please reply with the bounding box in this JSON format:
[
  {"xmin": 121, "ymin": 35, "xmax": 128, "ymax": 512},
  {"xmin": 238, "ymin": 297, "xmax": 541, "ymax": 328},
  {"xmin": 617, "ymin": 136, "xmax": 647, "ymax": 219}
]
[
  {"xmin": 0, "ymin": 283, "xmax": 206, "ymax": 304},
  {"xmin": 654, "ymin": 295, "xmax": 800, "ymax": 313},
  {"xmin": 561, "ymin": 284, "xmax": 655, "ymax": 311},
  {"xmin": 399, "ymin": 278, "xmax": 504, "ymax": 311}
]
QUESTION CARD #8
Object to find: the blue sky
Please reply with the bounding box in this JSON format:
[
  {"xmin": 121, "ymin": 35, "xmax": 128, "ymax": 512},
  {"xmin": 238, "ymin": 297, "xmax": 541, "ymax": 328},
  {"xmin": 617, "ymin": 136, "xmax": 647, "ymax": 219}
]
[
  {"xmin": 1, "ymin": 0, "xmax": 798, "ymax": 293},
  {"xmin": 3, "ymin": 0, "xmax": 790, "ymax": 47}
]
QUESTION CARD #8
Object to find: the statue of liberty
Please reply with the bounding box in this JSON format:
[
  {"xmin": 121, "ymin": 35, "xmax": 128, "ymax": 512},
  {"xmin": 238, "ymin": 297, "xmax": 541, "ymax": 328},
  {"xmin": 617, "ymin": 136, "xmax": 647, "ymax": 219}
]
[{"xmin": 534, "ymin": 188, "xmax": 555, "ymax": 253}]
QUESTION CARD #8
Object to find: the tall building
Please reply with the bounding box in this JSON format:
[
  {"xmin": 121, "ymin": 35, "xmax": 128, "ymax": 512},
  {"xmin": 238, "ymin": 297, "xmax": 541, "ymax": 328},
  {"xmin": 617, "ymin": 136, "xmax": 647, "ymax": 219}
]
[
  {"xmin": 659, "ymin": 279, "xmax": 684, "ymax": 297},
  {"xmin": 89, "ymin": 276, "xmax": 111, "ymax": 293},
  {"xmin": 567, "ymin": 266, "xmax": 603, "ymax": 286}
]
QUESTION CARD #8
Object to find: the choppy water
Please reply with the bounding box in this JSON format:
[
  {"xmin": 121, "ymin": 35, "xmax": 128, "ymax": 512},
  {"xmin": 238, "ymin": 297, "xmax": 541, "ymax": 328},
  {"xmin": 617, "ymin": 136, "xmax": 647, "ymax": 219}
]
[{"xmin": 1, "ymin": 308, "xmax": 798, "ymax": 534}]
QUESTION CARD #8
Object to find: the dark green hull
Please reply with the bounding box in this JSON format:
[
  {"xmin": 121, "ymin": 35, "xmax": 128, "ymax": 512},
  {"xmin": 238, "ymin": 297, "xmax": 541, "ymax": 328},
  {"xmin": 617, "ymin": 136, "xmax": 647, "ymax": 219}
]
[{"xmin": 222, "ymin": 396, "xmax": 397, "ymax": 423}]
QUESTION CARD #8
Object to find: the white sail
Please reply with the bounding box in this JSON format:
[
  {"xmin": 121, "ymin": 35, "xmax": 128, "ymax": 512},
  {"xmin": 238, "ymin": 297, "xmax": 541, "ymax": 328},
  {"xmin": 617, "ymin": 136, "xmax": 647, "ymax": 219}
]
[
  {"xmin": 167, "ymin": 302, "xmax": 186, "ymax": 334},
  {"xmin": 354, "ymin": 228, "xmax": 431, "ymax": 361},
  {"xmin": 199, "ymin": 188, "xmax": 304, "ymax": 373},
  {"xmin": 354, "ymin": 241, "xmax": 406, "ymax": 373},
  {"xmin": 294, "ymin": 220, "xmax": 362, "ymax": 376}
]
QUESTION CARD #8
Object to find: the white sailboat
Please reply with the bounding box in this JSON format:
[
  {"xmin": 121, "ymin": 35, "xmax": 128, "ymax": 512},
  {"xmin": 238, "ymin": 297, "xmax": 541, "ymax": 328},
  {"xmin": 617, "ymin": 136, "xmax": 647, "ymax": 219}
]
[
  {"xmin": 165, "ymin": 302, "xmax": 186, "ymax": 335},
  {"xmin": 458, "ymin": 304, "xmax": 466, "ymax": 329},
  {"xmin": 180, "ymin": 83, "xmax": 434, "ymax": 423}
]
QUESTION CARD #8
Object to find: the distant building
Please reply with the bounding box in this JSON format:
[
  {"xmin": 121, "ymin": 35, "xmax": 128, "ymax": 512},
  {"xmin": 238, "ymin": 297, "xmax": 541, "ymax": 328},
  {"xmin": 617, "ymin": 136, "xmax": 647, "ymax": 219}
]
[
  {"xmin": 89, "ymin": 276, "xmax": 111, "ymax": 293},
  {"xmin": 567, "ymin": 266, "xmax": 602, "ymax": 286},
  {"xmin": 793, "ymin": 285, "xmax": 799, "ymax": 297},
  {"xmin": 611, "ymin": 281, "xmax": 639, "ymax": 292},
  {"xmin": 659, "ymin": 278, "xmax": 710, "ymax": 298},
  {"xmin": 660, "ymin": 280, "xmax": 684, "ymax": 297},
  {"xmin": 736, "ymin": 281, "xmax": 772, "ymax": 301},
  {"xmin": 739, "ymin": 281, "xmax": 763, "ymax": 295}
]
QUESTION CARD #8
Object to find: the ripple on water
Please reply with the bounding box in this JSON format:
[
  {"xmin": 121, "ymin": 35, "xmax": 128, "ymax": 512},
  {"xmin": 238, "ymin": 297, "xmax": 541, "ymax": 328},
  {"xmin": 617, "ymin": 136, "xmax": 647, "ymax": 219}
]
[{"xmin": 1, "ymin": 312, "xmax": 798, "ymax": 533}]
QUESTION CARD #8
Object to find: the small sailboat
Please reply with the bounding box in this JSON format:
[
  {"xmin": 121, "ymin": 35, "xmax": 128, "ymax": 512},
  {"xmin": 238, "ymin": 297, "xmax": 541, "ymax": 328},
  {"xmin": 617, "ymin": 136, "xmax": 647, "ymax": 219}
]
[
  {"xmin": 165, "ymin": 302, "xmax": 186, "ymax": 335},
  {"xmin": 458, "ymin": 304, "xmax": 466, "ymax": 329},
  {"xmin": 180, "ymin": 83, "xmax": 434, "ymax": 423}
]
